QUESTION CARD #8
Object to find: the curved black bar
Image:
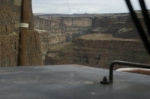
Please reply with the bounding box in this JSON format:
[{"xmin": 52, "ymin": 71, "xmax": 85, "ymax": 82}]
[
  {"xmin": 109, "ymin": 60, "xmax": 150, "ymax": 83},
  {"xmin": 101, "ymin": 60, "xmax": 150, "ymax": 84}
]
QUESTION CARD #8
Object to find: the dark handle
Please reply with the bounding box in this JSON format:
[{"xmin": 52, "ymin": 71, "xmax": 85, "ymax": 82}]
[{"xmin": 100, "ymin": 60, "xmax": 150, "ymax": 84}]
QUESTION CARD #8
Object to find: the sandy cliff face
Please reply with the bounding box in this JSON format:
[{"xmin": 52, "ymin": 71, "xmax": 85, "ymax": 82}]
[
  {"xmin": 34, "ymin": 13, "xmax": 149, "ymax": 66},
  {"xmin": 34, "ymin": 16, "xmax": 93, "ymax": 60},
  {"xmin": 92, "ymin": 13, "xmax": 147, "ymax": 39},
  {"xmin": 35, "ymin": 13, "xmax": 147, "ymax": 49},
  {"xmin": 45, "ymin": 34, "xmax": 150, "ymax": 68},
  {"xmin": 0, "ymin": 0, "xmax": 43, "ymax": 67}
]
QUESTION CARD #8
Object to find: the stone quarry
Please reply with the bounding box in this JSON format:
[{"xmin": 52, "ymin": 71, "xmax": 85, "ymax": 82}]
[
  {"xmin": 45, "ymin": 34, "xmax": 150, "ymax": 68},
  {"xmin": 0, "ymin": 0, "xmax": 149, "ymax": 68},
  {"xmin": 34, "ymin": 13, "xmax": 150, "ymax": 68},
  {"xmin": 34, "ymin": 16, "xmax": 93, "ymax": 60}
]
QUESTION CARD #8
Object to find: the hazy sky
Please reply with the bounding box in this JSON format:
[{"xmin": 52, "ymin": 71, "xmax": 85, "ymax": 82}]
[{"xmin": 32, "ymin": 0, "xmax": 150, "ymax": 14}]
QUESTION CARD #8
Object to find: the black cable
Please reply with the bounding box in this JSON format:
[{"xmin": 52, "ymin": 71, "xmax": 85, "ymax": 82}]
[
  {"xmin": 125, "ymin": 0, "xmax": 150, "ymax": 56},
  {"xmin": 139, "ymin": 0, "xmax": 150, "ymax": 37}
]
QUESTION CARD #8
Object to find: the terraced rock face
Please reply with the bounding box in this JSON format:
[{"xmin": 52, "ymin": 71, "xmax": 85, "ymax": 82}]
[
  {"xmin": 45, "ymin": 34, "xmax": 150, "ymax": 69},
  {"xmin": 34, "ymin": 16, "xmax": 93, "ymax": 60},
  {"xmin": 92, "ymin": 13, "xmax": 146, "ymax": 39},
  {"xmin": 34, "ymin": 13, "xmax": 149, "ymax": 66},
  {"xmin": 34, "ymin": 16, "xmax": 92, "ymax": 43}
]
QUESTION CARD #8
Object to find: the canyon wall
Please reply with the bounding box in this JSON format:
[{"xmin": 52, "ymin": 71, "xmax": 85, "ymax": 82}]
[
  {"xmin": 0, "ymin": 0, "xmax": 43, "ymax": 67},
  {"xmin": 34, "ymin": 16, "xmax": 93, "ymax": 60},
  {"xmin": 45, "ymin": 34, "xmax": 150, "ymax": 68},
  {"xmin": 92, "ymin": 13, "xmax": 146, "ymax": 39},
  {"xmin": 34, "ymin": 16, "xmax": 92, "ymax": 42},
  {"xmin": 35, "ymin": 13, "xmax": 147, "ymax": 47},
  {"xmin": 34, "ymin": 13, "xmax": 149, "ymax": 66}
]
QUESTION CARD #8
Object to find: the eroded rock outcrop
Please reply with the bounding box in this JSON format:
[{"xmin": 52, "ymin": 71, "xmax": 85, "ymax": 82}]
[
  {"xmin": 34, "ymin": 16, "xmax": 93, "ymax": 60},
  {"xmin": 45, "ymin": 34, "xmax": 150, "ymax": 68},
  {"xmin": 92, "ymin": 13, "xmax": 147, "ymax": 39},
  {"xmin": 0, "ymin": 0, "xmax": 43, "ymax": 67},
  {"xmin": 34, "ymin": 13, "xmax": 150, "ymax": 66}
]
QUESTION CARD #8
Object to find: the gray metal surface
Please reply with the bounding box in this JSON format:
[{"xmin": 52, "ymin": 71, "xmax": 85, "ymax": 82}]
[{"xmin": 0, "ymin": 64, "xmax": 150, "ymax": 99}]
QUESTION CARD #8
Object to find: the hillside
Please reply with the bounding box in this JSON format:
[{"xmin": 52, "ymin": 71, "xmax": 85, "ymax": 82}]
[
  {"xmin": 33, "ymin": 12, "xmax": 150, "ymax": 67},
  {"xmin": 45, "ymin": 34, "xmax": 150, "ymax": 68}
]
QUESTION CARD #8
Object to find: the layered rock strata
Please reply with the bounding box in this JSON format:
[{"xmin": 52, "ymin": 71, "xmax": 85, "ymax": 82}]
[
  {"xmin": 34, "ymin": 16, "xmax": 93, "ymax": 60},
  {"xmin": 0, "ymin": 0, "xmax": 43, "ymax": 67},
  {"xmin": 45, "ymin": 34, "xmax": 150, "ymax": 69},
  {"xmin": 34, "ymin": 13, "xmax": 149, "ymax": 65}
]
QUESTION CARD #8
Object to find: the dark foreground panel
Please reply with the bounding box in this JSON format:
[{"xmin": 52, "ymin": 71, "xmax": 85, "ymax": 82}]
[{"xmin": 0, "ymin": 65, "xmax": 150, "ymax": 99}]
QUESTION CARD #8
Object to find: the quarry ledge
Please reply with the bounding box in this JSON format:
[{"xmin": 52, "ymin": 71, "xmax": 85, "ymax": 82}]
[{"xmin": 77, "ymin": 34, "xmax": 139, "ymax": 42}]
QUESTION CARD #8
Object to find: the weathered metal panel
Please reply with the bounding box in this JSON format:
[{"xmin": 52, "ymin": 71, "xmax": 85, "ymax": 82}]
[{"xmin": 0, "ymin": 65, "xmax": 150, "ymax": 99}]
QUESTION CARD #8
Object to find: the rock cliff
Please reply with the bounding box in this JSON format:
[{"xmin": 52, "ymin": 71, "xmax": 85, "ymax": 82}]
[
  {"xmin": 34, "ymin": 16, "xmax": 93, "ymax": 60},
  {"xmin": 45, "ymin": 34, "xmax": 150, "ymax": 68},
  {"xmin": 0, "ymin": 0, "xmax": 43, "ymax": 67},
  {"xmin": 92, "ymin": 13, "xmax": 147, "ymax": 39},
  {"xmin": 34, "ymin": 13, "xmax": 150, "ymax": 67}
]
